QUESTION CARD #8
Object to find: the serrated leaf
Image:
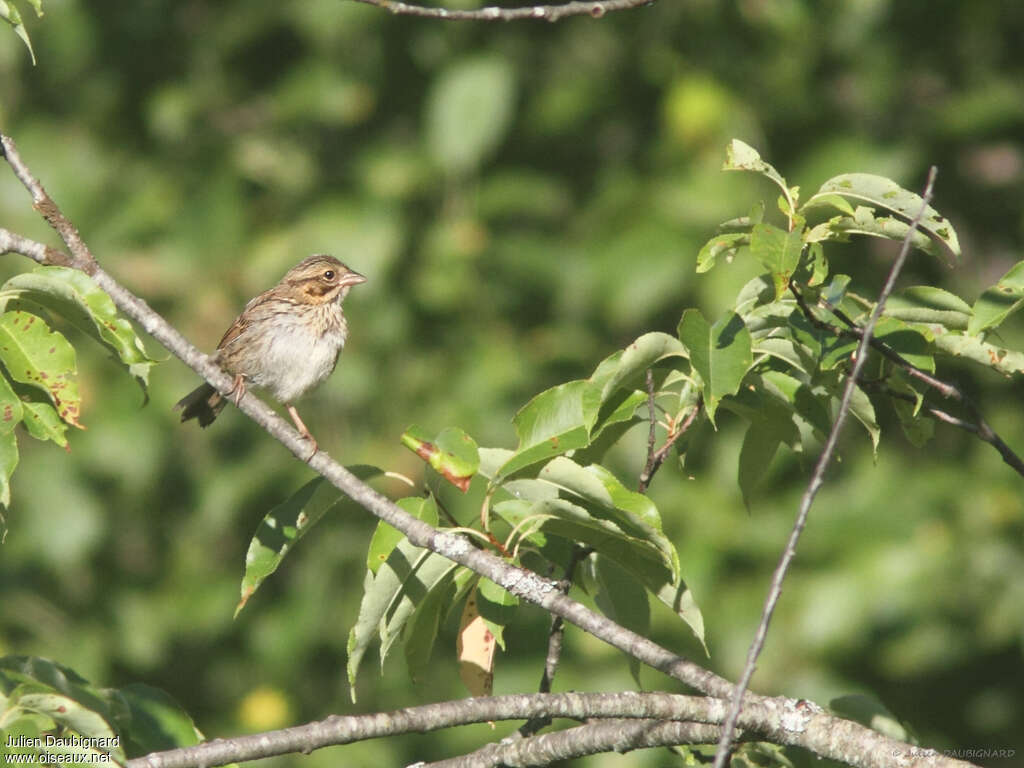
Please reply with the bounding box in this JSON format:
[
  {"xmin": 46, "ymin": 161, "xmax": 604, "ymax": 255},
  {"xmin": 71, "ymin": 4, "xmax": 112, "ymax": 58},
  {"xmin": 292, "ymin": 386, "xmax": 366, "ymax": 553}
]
[
  {"xmin": 2, "ymin": 267, "xmax": 157, "ymax": 394},
  {"xmin": 401, "ymin": 425, "xmax": 479, "ymax": 492},
  {"xmin": 0, "ymin": 311, "xmax": 81, "ymax": 427},
  {"xmin": 496, "ymin": 380, "xmax": 602, "ymax": 480},
  {"xmin": 678, "ymin": 309, "xmax": 753, "ymax": 425},
  {"xmin": 886, "ymin": 286, "xmax": 971, "ymax": 329},
  {"xmin": 427, "ymin": 56, "xmax": 516, "ymax": 176},
  {"xmin": 749, "ymin": 221, "xmax": 805, "ymax": 298},
  {"xmin": 805, "ymin": 173, "xmax": 960, "ymax": 263},
  {"xmin": 696, "ymin": 232, "xmax": 748, "ymax": 273},
  {"xmin": 968, "ymin": 260, "xmax": 1024, "ymax": 335}
]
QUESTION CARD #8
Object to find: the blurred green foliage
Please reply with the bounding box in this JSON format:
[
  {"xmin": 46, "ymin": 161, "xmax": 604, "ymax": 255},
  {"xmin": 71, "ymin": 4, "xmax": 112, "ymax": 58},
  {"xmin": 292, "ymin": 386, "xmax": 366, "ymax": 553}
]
[{"xmin": 1, "ymin": 0, "xmax": 1023, "ymax": 765}]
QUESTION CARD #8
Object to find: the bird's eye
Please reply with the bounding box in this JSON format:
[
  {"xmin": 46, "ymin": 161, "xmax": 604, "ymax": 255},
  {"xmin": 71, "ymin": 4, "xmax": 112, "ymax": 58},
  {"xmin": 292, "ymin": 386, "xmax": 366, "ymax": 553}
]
[{"xmin": 323, "ymin": 269, "xmax": 336, "ymax": 280}]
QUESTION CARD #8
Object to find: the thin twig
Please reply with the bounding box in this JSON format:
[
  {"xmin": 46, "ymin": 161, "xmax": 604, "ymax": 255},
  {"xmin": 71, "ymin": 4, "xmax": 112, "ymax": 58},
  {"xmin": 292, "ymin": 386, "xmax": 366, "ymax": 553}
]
[
  {"xmin": 1, "ymin": 136, "xmax": 977, "ymax": 768},
  {"xmin": 791, "ymin": 282, "xmax": 1024, "ymax": 478},
  {"xmin": 638, "ymin": 398, "xmax": 701, "ymax": 493},
  {"xmin": 349, "ymin": 0, "xmax": 654, "ymax": 22},
  {"xmin": 711, "ymin": 167, "xmax": 940, "ymax": 768},
  {"xmin": 519, "ymin": 545, "xmax": 594, "ymax": 737},
  {"xmin": 638, "ymin": 368, "xmax": 659, "ymax": 491}
]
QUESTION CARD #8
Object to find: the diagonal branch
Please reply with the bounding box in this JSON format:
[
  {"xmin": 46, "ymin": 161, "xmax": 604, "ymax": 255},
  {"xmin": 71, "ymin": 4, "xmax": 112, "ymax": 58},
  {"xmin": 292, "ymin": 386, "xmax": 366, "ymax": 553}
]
[
  {"xmin": 790, "ymin": 281, "xmax": 1024, "ymax": 478},
  {"xmin": 711, "ymin": 167, "xmax": 941, "ymax": 768},
  {"xmin": 349, "ymin": 0, "xmax": 655, "ymax": 23},
  {"xmin": 1, "ymin": 135, "xmax": 977, "ymax": 768}
]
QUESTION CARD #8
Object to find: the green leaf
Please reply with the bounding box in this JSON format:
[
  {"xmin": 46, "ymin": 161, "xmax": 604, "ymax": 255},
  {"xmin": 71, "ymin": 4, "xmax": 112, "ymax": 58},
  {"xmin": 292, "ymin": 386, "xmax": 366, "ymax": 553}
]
[
  {"xmin": 593, "ymin": 555, "xmax": 649, "ymax": 685},
  {"xmin": 591, "ymin": 331, "xmax": 688, "ymax": 401},
  {"xmin": 476, "ymin": 577, "xmax": 518, "ymax": 651},
  {"xmin": 723, "ymin": 139, "xmax": 791, "ymax": 204},
  {"xmin": 366, "ymin": 495, "xmax": 438, "ymax": 575},
  {"xmin": 236, "ymin": 466, "xmax": 383, "ymax": 616},
  {"xmin": 806, "ymin": 207, "xmax": 942, "ymax": 260},
  {"xmin": 929, "ymin": 330, "xmax": 1024, "ymax": 375},
  {"xmin": 19, "ymin": 397, "xmax": 68, "ymax": 448},
  {"xmin": 0, "ymin": 0, "xmax": 38, "ymax": 65},
  {"xmin": 749, "ymin": 221, "xmax": 805, "ymax": 299},
  {"xmin": 968, "ymin": 260, "xmax": 1024, "ymax": 335},
  {"xmin": 347, "ymin": 531, "xmax": 458, "ymax": 700},
  {"xmin": 0, "ymin": 372, "xmax": 24, "ymax": 434},
  {"xmin": 845, "ymin": 384, "xmax": 880, "ymax": 455},
  {"xmin": 885, "ymin": 286, "xmax": 972, "ymax": 330},
  {"xmin": 426, "ymin": 55, "xmax": 516, "ymax": 176},
  {"xmin": 678, "ymin": 309, "xmax": 753, "ymax": 425},
  {"xmin": 804, "ymin": 173, "xmax": 960, "ymax": 263},
  {"xmin": 236, "ymin": 478, "xmax": 340, "ymax": 616},
  {"xmin": 0, "ymin": 429, "xmax": 18, "ymax": 509},
  {"xmin": 696, "ymin": 232, "xmax": 748, "ymax": 273},
  {"xmin": 738, "ymin": 417, "xmax": 782, "ymax": 509},
  {"xmin": 2, "ymin": 267, "xmax": 157, "ymax": 394},
  {"xmin": 401, "ymin": 425, "xmax": 479, "ymax": 492},
  {"xmin": 115, "ymin": 684, "xmax": 203, "ymax": 754},
  {"xmin": 0, "ymin": 311, "xmax": 81, "ymax": 428},
  {"xmin": 405, "ymin": 566, "xmax": 475, "ymax": 686},
  {"xmin": 496, "ymin": 380, "xmax": 602, "ymax": 480}
]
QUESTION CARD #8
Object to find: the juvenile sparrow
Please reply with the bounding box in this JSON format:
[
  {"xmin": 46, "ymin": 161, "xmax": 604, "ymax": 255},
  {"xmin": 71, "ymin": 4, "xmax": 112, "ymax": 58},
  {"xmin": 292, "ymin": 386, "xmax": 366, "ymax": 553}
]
[{"xmin": 175, "ymin": 254, "xmax": 366, "ymax": 456}]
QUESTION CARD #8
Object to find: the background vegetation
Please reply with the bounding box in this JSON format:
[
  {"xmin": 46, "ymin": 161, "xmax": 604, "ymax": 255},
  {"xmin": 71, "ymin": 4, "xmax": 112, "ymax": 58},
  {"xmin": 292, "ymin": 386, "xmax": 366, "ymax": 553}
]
[{"xmin": 1, "ymin": 0, "xmax": 1022, "ymax": 765}]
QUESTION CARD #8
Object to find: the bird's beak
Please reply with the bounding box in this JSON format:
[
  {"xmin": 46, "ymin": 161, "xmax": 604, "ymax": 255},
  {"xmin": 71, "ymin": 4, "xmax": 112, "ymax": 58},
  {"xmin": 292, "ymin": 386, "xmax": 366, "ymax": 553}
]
[{"xmin": 341, "ymin": 270, "xmax": 367, "ymax": 287}]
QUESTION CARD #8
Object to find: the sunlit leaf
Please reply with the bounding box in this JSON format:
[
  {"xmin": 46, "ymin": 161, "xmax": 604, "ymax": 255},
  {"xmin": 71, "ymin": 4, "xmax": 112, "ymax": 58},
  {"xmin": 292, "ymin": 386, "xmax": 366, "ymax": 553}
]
[
  {"xmin": 968, "ymin": 260, "xmax": 1024, "ymax": 335},
  {"xmin": 696, "ymin": 232, "xmax": 747, "ymax": 273},
  {"xmin": 749, "ymin": 221, "xmax": 805, "ymax": 299},
  {"xmin": 2, "ymin": 267, "xmax": 157, "ymax": 394},
  {"xmin": 0, "ymin": 311, "xmax": 81, "ymax": 428},
  {"xmin": 496, "ymin": 380, "xmax": 602, "ymax": 480},
  {"xmin": 476, "ymin": 577, "xmax": 518, "ymax": 651},
  {"xmin": 401, "ymin": 425, "xmax": 479, "ymax": 492},
  {"xmin": 804, "ymin": 173, "xmax": 960, "ymax": 263},
  {"xmin": 723, "ymin": 139, "xmax": 791, "ymax": 204},
  {"xmin": 457, "ymin": 586, "xmax": 496, "ymax": 697},
  {"xmin": 0, "ymin": 429, "xmax": 17, "ymax": 510}
]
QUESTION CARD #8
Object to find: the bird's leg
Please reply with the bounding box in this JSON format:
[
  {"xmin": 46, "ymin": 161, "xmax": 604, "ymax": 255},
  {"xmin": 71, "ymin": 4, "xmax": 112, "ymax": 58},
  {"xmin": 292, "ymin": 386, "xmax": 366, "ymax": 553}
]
[
  {"xmin": 228, "ymin": 374, "xmax": 247, "ymax": 405},
  {"xmin": 286, "ymin": 404, "xmax": 319, "ymax": 459}
]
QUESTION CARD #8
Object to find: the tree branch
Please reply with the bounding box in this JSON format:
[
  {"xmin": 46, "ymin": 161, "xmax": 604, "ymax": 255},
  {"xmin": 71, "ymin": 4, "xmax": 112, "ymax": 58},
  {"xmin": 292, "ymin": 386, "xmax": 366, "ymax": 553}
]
[
  {"xmin": 637, "ymin": 396, "xmax": 701, "ymax": 493},
  {"xmin": 790, "ymin": 276, "xmax": 1024, "ymax": 478},
  {"xmin": 1, "ymin": 135, "xmax": 977, "ymax": 768},
  {"xmin": 348, "ymin": 0, "xmax": 654, "ymax": 23},
  {"xmin": 711, "ymin": 167, "xmax": 941, "ymax": 768},
  {"xmin": 425, "ymin": 719, "xmax": 737, "ymax": 768}
]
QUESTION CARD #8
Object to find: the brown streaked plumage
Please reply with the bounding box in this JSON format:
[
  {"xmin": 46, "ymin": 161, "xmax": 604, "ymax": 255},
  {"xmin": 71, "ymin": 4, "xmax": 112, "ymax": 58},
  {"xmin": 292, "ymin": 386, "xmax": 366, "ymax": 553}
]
[{"xmin": 175, "ymin": 254, "xmax": 366, "ymax": 456}]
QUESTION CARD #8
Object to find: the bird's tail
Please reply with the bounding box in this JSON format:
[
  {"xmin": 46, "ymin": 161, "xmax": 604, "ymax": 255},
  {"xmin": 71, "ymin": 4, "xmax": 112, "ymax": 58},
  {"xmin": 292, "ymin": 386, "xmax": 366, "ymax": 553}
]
[{"xmin": 175, "ymin": 383, "xmax": 227, "ymax": 427}]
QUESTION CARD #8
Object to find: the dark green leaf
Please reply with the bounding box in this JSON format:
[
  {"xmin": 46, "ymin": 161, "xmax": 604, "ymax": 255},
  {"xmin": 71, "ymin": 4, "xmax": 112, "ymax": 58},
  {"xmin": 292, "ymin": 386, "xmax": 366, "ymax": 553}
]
[
  {"xmin": 678, "ymin": 309, "xmax": 753, "ymax": 425},
  {"xmin": 749, "ymin": 221, "xmax": 805, "ymax": 298}
]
